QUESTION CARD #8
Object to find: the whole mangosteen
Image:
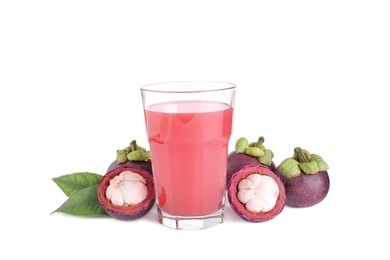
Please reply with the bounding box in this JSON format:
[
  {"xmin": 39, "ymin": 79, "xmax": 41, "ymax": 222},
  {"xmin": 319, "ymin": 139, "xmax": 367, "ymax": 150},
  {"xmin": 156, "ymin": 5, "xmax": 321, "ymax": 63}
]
[{"xmin": 275, "ymin": 147, "xmax": 330, "ymax": 207}]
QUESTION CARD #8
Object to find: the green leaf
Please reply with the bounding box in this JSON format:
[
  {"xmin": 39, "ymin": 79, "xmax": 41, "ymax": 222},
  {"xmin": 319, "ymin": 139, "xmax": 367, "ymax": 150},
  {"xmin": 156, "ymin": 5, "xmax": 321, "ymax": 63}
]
[
  {"xmin": 52, "ymin": 185, "xmax": 107, "ymax": 216},
  {"xmin": 52, "ymin": 172, "xmax": 102, "ymax": 197}
]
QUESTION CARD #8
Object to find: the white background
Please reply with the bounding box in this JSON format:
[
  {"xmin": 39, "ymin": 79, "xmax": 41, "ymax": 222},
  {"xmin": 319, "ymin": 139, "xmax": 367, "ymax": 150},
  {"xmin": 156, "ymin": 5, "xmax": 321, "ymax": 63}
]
[{"xmin": 1, "ymin": 0, "xmax": 389, "ymax": 259}]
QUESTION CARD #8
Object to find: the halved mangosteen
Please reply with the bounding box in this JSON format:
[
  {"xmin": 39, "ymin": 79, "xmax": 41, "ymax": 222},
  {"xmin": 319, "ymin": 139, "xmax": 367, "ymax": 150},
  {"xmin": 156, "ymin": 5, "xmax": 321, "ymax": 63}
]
[
  {"xmin": 228, "ymin": 165, "xmax": 286, "ymax": 222},
  {"xmin": 97, "ymin": 140, "xmax": 155, "ymax": 220},
  {"xmin": 98, "ymin": 167, "xmax": 155, "ymax": 220}
]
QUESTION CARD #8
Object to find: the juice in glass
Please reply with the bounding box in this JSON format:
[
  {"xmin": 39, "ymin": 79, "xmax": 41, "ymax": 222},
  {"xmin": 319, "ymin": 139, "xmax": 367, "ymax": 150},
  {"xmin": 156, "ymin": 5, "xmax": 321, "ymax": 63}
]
[{"xmin": 145, "ymin": 100, "xmax": 233, "ymax": 216}]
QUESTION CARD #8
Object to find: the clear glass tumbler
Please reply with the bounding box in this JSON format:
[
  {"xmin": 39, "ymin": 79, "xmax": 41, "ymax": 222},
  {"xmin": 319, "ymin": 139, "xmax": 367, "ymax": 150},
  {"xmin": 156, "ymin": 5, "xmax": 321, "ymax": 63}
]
[{"xmin": 141, "ymin": 82, "xmax": 236, "ymax": 229}]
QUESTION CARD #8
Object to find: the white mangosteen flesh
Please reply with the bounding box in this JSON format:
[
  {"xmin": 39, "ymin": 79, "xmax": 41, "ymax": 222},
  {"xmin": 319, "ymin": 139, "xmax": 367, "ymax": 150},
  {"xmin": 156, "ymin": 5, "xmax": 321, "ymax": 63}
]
[
  {"xmin": 237, "ymin": 173, "xmax": 279, "ymax": 213},
  {"xmin": 106, "ymin": 171, "xmax": 148, "ymax": 207}
]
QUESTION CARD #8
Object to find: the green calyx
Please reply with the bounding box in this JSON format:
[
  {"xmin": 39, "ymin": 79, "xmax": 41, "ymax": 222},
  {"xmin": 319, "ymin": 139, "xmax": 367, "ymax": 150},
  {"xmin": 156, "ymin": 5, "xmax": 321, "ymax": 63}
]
[
  {"xmin": 245, "ymin": 147, "xmax": 264, "ymax": 157},
  {"xmin": 311, "ymin": 154, "xmax": 329, "ymax": 172},
  {"xmin": 258, "ymin": 149, "xmax": 274, "ymax": 166},
  {"xmin": 235, "ymin": 136, "xmax": 274, "ymax": 166},
  {"xmin": 116, "ymin": 140, "xmax": 151, "ymax": 163},
  {"xmin": 116, "ymin": 150, "xmax": 128, "ymax": 163},
  {"xmin": 293, "ymin": 148, "xmax": 311, "ymax": 161},
  {"xmin": 277, "ymin": 147, "xmax": 329, "ymax": 177},
  {"xmin": 299, "ymin": 161, "xmax": 319, "ymax": 174},
  {"xmin": 249, "ymin": 136, "xmax": 266, "ymax": 150},
  {"xmin": 277, "ymin": 158, "xmax": 301, "ymax": 178},
  {"xmin": 127, "ymin": 150, "xmax": 150, "ymax": 161},
  {"xmin": 235, "ymin": 137, "xmax": 249, "ymax": 153}
]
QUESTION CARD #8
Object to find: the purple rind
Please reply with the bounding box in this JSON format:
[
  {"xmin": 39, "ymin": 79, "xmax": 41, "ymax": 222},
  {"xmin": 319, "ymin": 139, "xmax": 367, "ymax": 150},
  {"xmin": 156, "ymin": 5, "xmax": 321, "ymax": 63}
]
[
  {"xmin": 107, "ymin": 159, "xmax": 153, "ymax": 176},
  {"xmin": 275, "ymin": 169, "xmax": 330, "ymax": 207}
]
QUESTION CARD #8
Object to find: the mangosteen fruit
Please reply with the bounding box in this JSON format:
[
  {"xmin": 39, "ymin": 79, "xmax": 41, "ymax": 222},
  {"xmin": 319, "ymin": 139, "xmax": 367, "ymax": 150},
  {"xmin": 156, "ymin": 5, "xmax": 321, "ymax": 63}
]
[
  {"xmin": 275, "ymin": 147, "xmax": 330, "ymax": 207},
  {"xmin": 98, "ymin": 140, "xmax": 155, "ymax": 220},
  {"xmin": 227, "ymin": 136, "xmax": 276, "ymax": 185},
  {"xmin": 228, "ymin": 165, "xmax": 286, "ymax": 222}
]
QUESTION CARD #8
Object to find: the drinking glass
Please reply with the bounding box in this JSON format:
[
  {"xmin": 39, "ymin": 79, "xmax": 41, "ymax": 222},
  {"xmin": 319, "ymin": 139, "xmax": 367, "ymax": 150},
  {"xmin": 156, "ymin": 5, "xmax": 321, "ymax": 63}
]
[{"xmin": 141, "ymin": 81, "xmax": 236, "ymax": 229}]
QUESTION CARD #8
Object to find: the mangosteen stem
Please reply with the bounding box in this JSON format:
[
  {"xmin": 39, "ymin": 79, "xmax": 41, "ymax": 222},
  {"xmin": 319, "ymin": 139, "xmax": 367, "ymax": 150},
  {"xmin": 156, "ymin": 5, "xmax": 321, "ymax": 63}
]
[
  {"xmin": 256, "ymin": 136, "xmax": 265, "ymax": 147},
  {"xmin": 294, "ymin": 147, "xmax": 310, "ymax": 163},
  {"xmin": 131, "ymin": 140, "xmax": 138, "ymax": 151}
]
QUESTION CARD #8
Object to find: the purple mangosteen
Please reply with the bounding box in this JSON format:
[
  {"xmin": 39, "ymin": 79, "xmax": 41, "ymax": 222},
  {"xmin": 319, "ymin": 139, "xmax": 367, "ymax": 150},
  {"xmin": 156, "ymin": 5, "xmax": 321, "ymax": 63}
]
[
  {"xmin": 275, "ymin": 147, "xmax": 330, "ymax": 207},
  {"xmin": 228, "ymin": 165, "xmax": 286, "ymax": 222},
  {"xmin": 98, "ymin": 140, "xmax": 155, "ymax": 220}
]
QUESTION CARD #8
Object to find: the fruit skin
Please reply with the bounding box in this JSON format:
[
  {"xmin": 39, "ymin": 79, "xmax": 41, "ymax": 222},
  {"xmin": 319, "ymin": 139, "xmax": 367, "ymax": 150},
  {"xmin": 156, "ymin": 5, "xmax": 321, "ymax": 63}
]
[
  {"xmin": 228, "ymin": 165, "xmax": 286, "ymax": 222},
  {"xmin": 227, "ymin": 152, "xmax": 276, "ymax": 186},
  {"xmin": 275, "ymin": 169, "xmax": 330, "ymax": 207},
  {"xmin": 107, "ymin": 160, "xmax": 153, "ymax": 176},
  {"xmin": 98, "ymin": 166, "xmax": 155, "ymax": 220}
]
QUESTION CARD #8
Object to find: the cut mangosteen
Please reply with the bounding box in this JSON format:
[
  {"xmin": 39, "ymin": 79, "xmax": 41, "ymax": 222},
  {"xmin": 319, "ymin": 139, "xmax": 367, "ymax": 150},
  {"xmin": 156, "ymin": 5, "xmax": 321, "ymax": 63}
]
[
  {"xmin": 228, "ymin": 165, "xmax": 286, "ymax": 222},
  {"xmin": 98, "ymin": 167, "xmax": 155, "ymax": 220},
  {"xmin": 227, "ymin": 136, "xmax": 276, "ymax": 186},
  {"xmin": 97, "ymin": 140, "xmax": 155, "ymax": 220},
  {"xmin": 275, "ymin": 147, "xmax": 330, "ymax": 207}
]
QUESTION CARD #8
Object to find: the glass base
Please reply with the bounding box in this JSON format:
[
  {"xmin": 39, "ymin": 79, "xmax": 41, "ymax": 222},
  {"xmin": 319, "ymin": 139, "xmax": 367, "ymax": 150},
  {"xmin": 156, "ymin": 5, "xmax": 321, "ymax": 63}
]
[{"xmin": 157, "ymin": 206, "xmax": 224, "ymax": 230}]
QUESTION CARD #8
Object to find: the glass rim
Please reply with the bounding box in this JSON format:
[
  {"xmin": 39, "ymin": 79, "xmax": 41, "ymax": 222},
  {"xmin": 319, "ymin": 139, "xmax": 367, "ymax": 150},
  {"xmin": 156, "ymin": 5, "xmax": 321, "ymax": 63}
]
[{"xmin": 140, "ymin": 81, "xmax": 236, "ymax": 93}]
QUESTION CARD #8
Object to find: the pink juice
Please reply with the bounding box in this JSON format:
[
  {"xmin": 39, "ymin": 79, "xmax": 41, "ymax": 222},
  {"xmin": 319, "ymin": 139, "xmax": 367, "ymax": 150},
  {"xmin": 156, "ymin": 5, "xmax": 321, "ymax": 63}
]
[{"xmin": 144, "ymin": 100, "xmax": 233, "ymax": 216}]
